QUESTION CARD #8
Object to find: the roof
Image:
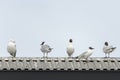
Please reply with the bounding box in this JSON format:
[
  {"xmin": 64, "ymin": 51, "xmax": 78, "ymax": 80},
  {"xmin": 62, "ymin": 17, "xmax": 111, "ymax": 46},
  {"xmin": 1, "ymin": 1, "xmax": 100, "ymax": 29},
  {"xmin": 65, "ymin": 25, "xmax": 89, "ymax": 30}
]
[{"xmin": 0, "ymin": 57, "xmax": 120, "ymax": 71}]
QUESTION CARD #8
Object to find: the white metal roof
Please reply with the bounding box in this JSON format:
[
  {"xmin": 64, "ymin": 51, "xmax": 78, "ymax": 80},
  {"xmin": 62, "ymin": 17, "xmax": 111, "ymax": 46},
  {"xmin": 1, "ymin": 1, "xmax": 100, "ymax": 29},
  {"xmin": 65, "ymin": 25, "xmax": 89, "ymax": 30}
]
[{"xmin": 0, "ymin": 57, "xmax": 119, "ymax": 71}]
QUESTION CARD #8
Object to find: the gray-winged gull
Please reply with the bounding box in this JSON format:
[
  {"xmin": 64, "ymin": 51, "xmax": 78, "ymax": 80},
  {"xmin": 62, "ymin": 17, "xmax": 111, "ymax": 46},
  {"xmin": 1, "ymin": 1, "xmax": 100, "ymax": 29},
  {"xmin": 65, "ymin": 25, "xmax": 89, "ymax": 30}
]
[
  {"xmin": 7, "ymin": 39, "xmax": 17, "ymax": 57},
  {"xmin": 103, "ymin": 41, "xmax": 116, "ymax": 58},
  {"xmin": 40, "ymin": 41, "xmax": 53, "ymax": 58},
  {"xmin": 76, "ymin": 47, "xmax": 94, "ymax": 61},
  {"xmin": 67, "ymin": 39, "xmax": 74, "ymax": 58}
]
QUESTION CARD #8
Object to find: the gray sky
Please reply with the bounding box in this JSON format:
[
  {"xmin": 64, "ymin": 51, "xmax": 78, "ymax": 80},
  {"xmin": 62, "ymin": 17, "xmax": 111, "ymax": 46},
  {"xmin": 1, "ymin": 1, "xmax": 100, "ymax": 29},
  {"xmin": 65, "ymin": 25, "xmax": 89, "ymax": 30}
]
[{"xmin": 0, "ymin": 0, "xmax": 120, "ymax": 57}]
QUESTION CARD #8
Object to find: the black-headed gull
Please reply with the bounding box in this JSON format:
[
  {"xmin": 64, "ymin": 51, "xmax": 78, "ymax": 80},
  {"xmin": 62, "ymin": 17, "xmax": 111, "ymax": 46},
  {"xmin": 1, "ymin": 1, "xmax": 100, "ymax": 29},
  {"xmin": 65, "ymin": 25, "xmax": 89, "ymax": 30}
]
[
  {"xmin": 7, "ymin": 39, "xmax": 17, "ymax": 57},
  {"xmin": 40, "ymin": 41, "xmax": 53, "ymax": 58},
  {"xmin": 103, "ymin": 42, "xmax": 116, "ymax": 58},
  {"xmin": 67, "ymin": 39, "xmax": 74, "ymax": 58},
  {"xmin": 76, "ymin": 47, "xmax": 94, "ymax": 61}
]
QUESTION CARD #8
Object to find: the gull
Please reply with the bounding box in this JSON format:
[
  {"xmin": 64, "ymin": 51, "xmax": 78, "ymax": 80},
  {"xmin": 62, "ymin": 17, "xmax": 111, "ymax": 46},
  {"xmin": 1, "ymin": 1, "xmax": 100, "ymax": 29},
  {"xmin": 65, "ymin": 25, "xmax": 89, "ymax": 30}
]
[
  {"xmin": 76, "ymin": 47, "xmax": 94, "ymax": 61},
  {"xmin": 103, "ymin": 41, "xmax": 116, "ymax": 58},
  {"xmin": 40, "ymin": 41, "xmax": 53, "ymax": 58},
  {"xmin": 7, "ymin": 39, "xmax": 17, "ymax": 57},
  {"xmin": 67, "ymin": 39, "xmax": 74, "ymax": 58}
]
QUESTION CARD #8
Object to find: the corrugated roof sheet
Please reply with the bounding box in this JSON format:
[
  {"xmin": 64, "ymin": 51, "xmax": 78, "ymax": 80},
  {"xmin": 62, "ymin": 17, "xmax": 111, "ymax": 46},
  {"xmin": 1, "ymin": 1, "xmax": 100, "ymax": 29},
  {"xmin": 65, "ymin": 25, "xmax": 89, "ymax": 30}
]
[{"xmin": 0, "ymin": 57, "xmax": 120, "ymax": 71}]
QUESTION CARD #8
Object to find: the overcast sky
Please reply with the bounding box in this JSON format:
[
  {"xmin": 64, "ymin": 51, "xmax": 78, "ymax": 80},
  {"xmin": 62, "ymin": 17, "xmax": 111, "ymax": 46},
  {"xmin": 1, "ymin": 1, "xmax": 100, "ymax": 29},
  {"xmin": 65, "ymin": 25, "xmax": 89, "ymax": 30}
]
[{"xmin": 0, "ymin": 0, "xmax": 120, "ymax": 57}]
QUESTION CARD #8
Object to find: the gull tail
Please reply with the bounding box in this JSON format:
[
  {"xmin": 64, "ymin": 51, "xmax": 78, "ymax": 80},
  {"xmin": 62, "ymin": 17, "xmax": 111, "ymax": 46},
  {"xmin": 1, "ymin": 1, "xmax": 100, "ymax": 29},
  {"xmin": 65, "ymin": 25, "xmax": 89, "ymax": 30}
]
[
  {"xmin": 112, "ymin": 47, "xmax": 116, "ymax": 50},
  {"xmin": 75, "ymin": 54, "xmax": 84, "ymax": 59},
  {"xmin": 75, "ymin": 56, "xmax": 79, "ymax": 59},
  {"xmin": 49, "ymin": 48, "xmax": 53, "ymax": 51}
]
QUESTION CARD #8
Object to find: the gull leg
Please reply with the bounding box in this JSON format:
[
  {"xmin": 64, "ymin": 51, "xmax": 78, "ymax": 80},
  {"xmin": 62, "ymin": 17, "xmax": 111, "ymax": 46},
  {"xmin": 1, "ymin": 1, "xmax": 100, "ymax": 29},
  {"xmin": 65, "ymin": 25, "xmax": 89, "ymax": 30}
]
[
  {"xmin": 46, "ymin": 53, "xmax": 48, "ymax": 58},
  {"xmin": 71, "ymin": 55, "xmax": 73, "ymax": 59},
  {"xmin": 68, "ymin": 55, "xmax": 71, "ymax": 59},
  {"xmin": 105, "ymin": 54, "xmax": 107, "ymax": 58},
  {"xmin": 43, "ymin": 53, "xmax": 45, "ymax": 58},
  {"xmin": 84, "ymin": 58, "xmax": 88, "ymax": 64},
  {"xmin": 86, "ymin": 58, "xmax": 89, "ymax": 63},
  {"xmin": 108, "ymin": 53, "xmax": 110, "ymax": 58}
]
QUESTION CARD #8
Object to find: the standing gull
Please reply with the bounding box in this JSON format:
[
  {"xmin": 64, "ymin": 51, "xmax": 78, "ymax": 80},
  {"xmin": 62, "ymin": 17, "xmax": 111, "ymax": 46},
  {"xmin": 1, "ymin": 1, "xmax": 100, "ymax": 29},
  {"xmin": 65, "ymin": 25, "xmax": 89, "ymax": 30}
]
[
  {"xmin": 7, "ymin": 39, "xmax": 17, "ymax": 57},
  {"xmin": 76, "ymin": 47, "xmax": 94, "ymax": 61},
  {"xmin": 40, "ymin": 41, "xmax": 53, "ymax": 58},
  {"xmin": 103, "ymin": 42, "xmax": 116, "ymax": 58},
  {"xmin": 67, "ymin": 39, "xmax": 74, "ymax": 58}
]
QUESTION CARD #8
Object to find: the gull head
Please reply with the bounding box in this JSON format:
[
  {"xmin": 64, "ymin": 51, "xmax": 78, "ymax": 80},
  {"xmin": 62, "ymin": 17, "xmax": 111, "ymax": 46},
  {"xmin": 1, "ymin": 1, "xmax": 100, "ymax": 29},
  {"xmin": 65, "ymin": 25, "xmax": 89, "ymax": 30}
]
[
  {"xmin": 9, "ymin": 39, "xmax": 15, "ymax": 43},
  {"xmin": 105, "ymin": 42, "xmax": 108, "ymax": 46},
  {"xmin": 41, "ymin": 41, "xmax": 45, "ymax": 45},
  {"xmin": 69, "ymin": 39, "xmax": 73, "ymax": 43},
  {"xmin": 89, "ymin": 47, "xmax": 94, "ymax": 50}
]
